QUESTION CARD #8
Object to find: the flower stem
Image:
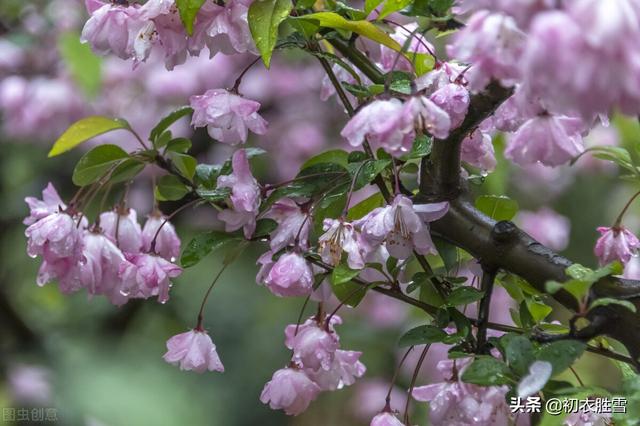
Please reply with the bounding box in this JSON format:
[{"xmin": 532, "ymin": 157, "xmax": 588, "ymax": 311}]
[
  {"xmin": 614, "ymin": 189, "xmax": 640, "ymax": 227},
  {"xmin": 403, "ymin": 344, "xmax": 431, "ymax": 424},
  {"xmin": 196, "ymin": 263, "xmax": 231, "ymax": 331}
]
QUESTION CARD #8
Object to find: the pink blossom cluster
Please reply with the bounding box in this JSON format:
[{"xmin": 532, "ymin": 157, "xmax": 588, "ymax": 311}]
[
  {"xmin": 24, "ymin": 183, "xmax": 182, "ymax": 306},
  {"xmin": 81, "ymin": 0, "xmax": 256, "ymax": 70},
  {"xmin": 260, "ymin": 314, "xmax": 366, "ymax": 415}
]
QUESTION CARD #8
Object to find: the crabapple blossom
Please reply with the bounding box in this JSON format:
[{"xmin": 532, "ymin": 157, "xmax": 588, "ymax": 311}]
[
  {"xmin": 190, "ymin": 89, "xmax": 267, "ymax": 145},
  {"xmin": 460, "ymin": 130, "xmax": 496, "ymax": 171},
  {"xmin": 504, "ymin": 115, "xmax": 584, "ymax": 167},
  {"xmin": 163, "ymin": 329, "xmax": 224, "ymax": 373},
  {"xmin": 429, "ymin": 83, "xmax": 470, "ymax": 129},
  {"xmin": 380, "ymin": 22, "xmax": 434, "ymax": 72},
  {"xmin": 216, "ymin": 149, "xmax": 261, "ymax": 238},
  {"xmin": 318, "ymin": 219, "xmax": 365, "ymax": 269},
  {"xmin": 119, "ymin": 252, "xmax": 182, "ymax": 303},
  {"xmin": 415, "ymin": 61, "xmax": 467, "ymax": 95},
  {"xmin": 99, "ymin": 208, "xmax": 143, "ymax": 253},
  {"xmin": 265, "ymin": 198, "xmax": 310, "ymax": 251},
  {"xmin": 25, "ymin": 212, "xmax": 81, "ymax": 261},
  {"xmin": 306, "ymin": 349, "xmax": 366, "ymax": 391},
  {"xmin": 141, "ymin": 213, "xmax": 181, "ymax": 261},
  {"xmin": 36, "ymin": 257, "xmax": 82, "ymax": 295},
  {"xmin": 203, "ymin": 0, "xmax": 257, "ymax": 56},
  {"xmin": 256, "ymin": 251, "xmax": 314, "ymax": 297},
  {"xmin": 404, "ymin": 96, "xmax": 451, "ymax": 140},
  {"xmin": 284, "ymin": 316, "xmax": 341, "ymax": 371},
  {"xmin": 370, "ymin": 412, "xmax": 406, "ymax": 426},
  {"xmin": 259, "ymin": 366, "xmax": 321, "ymax": 416},
  {"xmin": 23, "ymin": 182, "xmax": 66, "ymax": 226},
  {"xmin": 516, "ymin": 207, "xmax": 571, "ymax": 251},
  {"xmin": 594, "ymin": 226, "xmax": 640, "ymax": 266},
  {"xmin": 564, "ymin": 410, "xmax": 612, "ymax": 426}
]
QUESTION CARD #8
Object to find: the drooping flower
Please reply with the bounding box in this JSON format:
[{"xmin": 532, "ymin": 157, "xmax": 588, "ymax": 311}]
[
  {"xmin": 460, "ymin": 130, "xmax": 496, "ymax": 171},
  {"xmin": 119, "ymin": 252, "xmax": 182, "ymax": 303},
  {"xmin": 24, "ymin": 183, "xmax": 66, "ymax": 226},
  {"xmin": 429, "ymin": 83, "xmax": 470, "ymax": 129},
  {"xmin": 318, "ymin": 219, "xmax": 365, "ymax": 269},
  {"xmin": 447, "ymin": 11, "xmax": 526, "ymax": 91},
  {"xmin": 370, "ymin": 412, "xmax": 406, "ymax": 426},
  {"xmin": 260, "ymin": 366, "xmax": 321, "ymax": 416},
  {"xmin": 25, "ymin": 212, "xmax": 81, "ymax": 261},
  {"xmin": 415, "ymin": 61, "xmax": 467, "ymax": 95},
  {"xmin": 306, "ymin": 349, "xmax": 366, "ymax": 391},
  {"xmin": 594, "ymin": 226, "xmax": 640, "ymax": 266},
  {"xmin": 516, "ymin": 207, "xmax": 571, "ymax": 251},
  {"xmin": 265, "ymin": 198, "xmax": 310, "ymax": 251},
  {"xmin": 190, "ymin": 88, "xmax": 267, "ymax": 145},
  {"xmin": 163, "ymin": 329, "xmax": 224, "ymax": 373},
  {"xmin": 141, "ymin": 212, "xmax": 181, "ymax": 261},
  {"xmin": 404, "ymin": 96, "xmax": 451, "ymax": 140},
  {"xmin": 284, "ymin": 316, "xmax": 341, "ymax": 371},
  {"xmin": 36, "ymin": 256, "xmax": 82, "ymax": 295},
  {"xmin": 256, "ymin": 251, "xmax": 314, "ymax": 298},
  {"xmin": 99, "ymin": 207, "xmax": 143, "ymax": 254},
  {"xmin": 204, "ymin": 0, "xmax": 257, "ymax": 56},
  {"xmin": 412, "ymin": 359, "xmax": 511, "ymax": 426},
  {"xmin": 504, "ymin": 115, "xmax": 584, "ymax": 167},
  {"xmin": 216, "ymin": 149, "xmax": 261, "ymax": 238}
]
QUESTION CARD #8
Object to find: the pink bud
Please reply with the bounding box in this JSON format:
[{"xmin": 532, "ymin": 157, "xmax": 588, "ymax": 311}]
[{"xmin": 163, "ymin": 329, "xmax": 224, "ymax": 373}]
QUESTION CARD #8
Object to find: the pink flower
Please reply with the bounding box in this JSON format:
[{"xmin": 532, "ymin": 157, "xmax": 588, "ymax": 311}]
[
  {"xmin": 99, "ymin": 208, "xmax": 143, "ymax": 254},
  {"xmin": 429, "ymin": 83, "xmax": 470, "ymax": 129},
  {"xmin": 80, "ymin": 1, "xmax": 146, "ymax": 60},
  {"xmin": 341, "ymin": 99, "xmax": 414, "ymax": 157},
  {"xmin": 25, "ymin": 212, "xmax": 81, "ymax": 260},
  {"xmin": 260, "ymin": 366, "xmax": 321, "ymax": 416},
  {"xmin": 146, "ymin": 3, "xmax": 189, "ymax": 70},
  {"xmin": 190, "ymin": 89, "xmax": 267, "ymax": 145},
  {"xmin": 461, "ymin": 130, "xmax": 496, "ymax": 171},
  {"xmin": 257, "ymin": 251, "xmax": 314, "ymax": 297},
  {"xmin": 415, "ymin": 62, "xmax": 467, "ymax": 94},
  {"xmin": 447, "ymin": 11, "xmax": 526, "ymax": 91},
  {"xmin": 24, "ymin": 183, "xmax": 66, "ymax": 226},
  {"xmin": 119, "ymin": 252, "xmax": 182, "ymax": 303},
  {"xmin": 306, "ymin": 350, "xmax": 366, "ymax": 391},
  {"xmin": 37, "ymin": 257, "xmax": 82, "ymax": 295},
  {"xmin": 216, "ymin": 149, "xmax": 261, "ymax": 238},
  {"xmin": 204, "ymin": 0, "xmax": 257, "ymax": 56},
  {"xmin": 594, "ymin": 226, "xmax": 640, "ymax": 266},
  {"xmin": 265, "ymin": 198, "xmax": 310, "ymax": 251},
  {"xmin": 516, "ymin": 207, "xmax": 570, "ymax": 251},
  {"xmin": 564, "ymin": 410, "xmax": 611, "ymax": 426},
  {"xmin": 380, "ymin": 22, "xmax": 434, "ymax": 72},
  {"xmin": 371, "ymin": 412, "xmax": 406, "ymax": 426},
  {"xmin": 412, "ymin": 359, "xmax": 511, "ymax": 426},
  {"xmin": 163, "ymin": 329, "xmax": 224, "ymax": 373},
  {"xmin": 284, "ymin": 316, "xmax": 341, "ymax": 371},
  {"xmin": 78, "ymin": 231, "xmax": 129, "ymax": 305},
  {"xmin": 504, "ymin": 115, "xmax": 584, "ymax": 167},
  {"xmin": 142, "ymin": 213, "xmax": 181, "ymax": 261},
  {"xmin": 318, "ymin": 219, "xmax": 365, "ymax": 269},
  {"xmin": 404, "ymin": 96, "xmax": 451, "ymax": 140}
]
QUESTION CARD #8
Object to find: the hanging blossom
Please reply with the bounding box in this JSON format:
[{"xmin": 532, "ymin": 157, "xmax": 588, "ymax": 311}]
[
  {"xmin": 119, "ymin": 252, "xmax": 183, "ymax": 303},
  {"xmin": 23, "ymin": 183, "xmax": 66, "ymax": 226},
  {"xmin": 318, "ymin": 219, "xmax": 366, "ymax": 269},
  {"xmin": 356, "ymin": 195, "xmax": 449, "ymax": 260},
  {"xmin": 460, "ymin": 129, "xmax": 496, "ymax": 171},
  {"xmin": 99, "ymin": 207, "xmax": 143, "ymax": 253},
  {"xmin": 454, "ymin": 0, "xmax": 555, "ymax": 28},
  {"xmin": 516, "ymin": 207, "xmax": 571, "ymax": 251},
  {"xmin": 260, "ymin": 366, "xmax": 322, "ymax": 416},
  {"xmin": 341, "ymin": 97, "xmax": 450, "ymax": 157},
  {"xmin": 265, "ymin": 198, "xmax": 311, "ymax": 252},
  {"xmin": 415, "ymin": 61, "xmax": 467, "ymax": 95},
  {"xmin": 447, "ymin": 10, "xmax": 526, "ymax": 91},
  {"xmin": 190, "ymin": 89, "xmax": 268, "ymax": 145},
  {"xmin": 504, "ymin": 114, "xmax": 585, "ymax": 167},
  {"xmin": 163, "ymin": 329, "xmax": 224, "ymax": 373},
  {"xmin": 594, "ymin": 226, "xmax": 640, "ymax": 266},
  {"xmin": 256, "ymin": 251, "xmax": 314, "ymax": 297},
  {"xmin": 412, "ymin": 359, "xmax": 512, "ymax": 426},
  {"xmin": 141, "ymin": 212, "xmax": 182, "ymax": 261},
  {"xmin": 521, "ymin": 4, "xmax": 640, "ymax": 120},
  {"xmin": 216, "ymin": 149, "xmax": 261, "ymax": 238},
  {"xmin": 370, "ymin": 411, "xmax": 406, "ymax": 426},
  {"xmin": 284, "ymin": 316, "xmax": 343, "ymax": 372},
  {"xmin": 429, "ymin": 83, "xmax": 470, "ymax": 130}
]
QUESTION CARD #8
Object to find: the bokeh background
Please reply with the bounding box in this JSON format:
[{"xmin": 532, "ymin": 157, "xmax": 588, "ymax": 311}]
[{"xmin": 1, "ymin": 1, "xmax": 639, "ymax": 425}]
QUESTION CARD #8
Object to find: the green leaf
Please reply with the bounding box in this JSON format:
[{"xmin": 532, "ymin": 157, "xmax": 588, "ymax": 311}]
[
  {"xmin": 297, "ymin": 12, "xmax": 401, "ymax": 51},
  {"xmin": 331, "ymin": 262, "xmax": 362, "ymax": 284},
  {"xmin": 150, "ymin": 106, "xmax": 193, "ymax": 144},
  {"xmin": 446, "ymin": 286, "xmax": 485, "ymax": 306},
  {"xmin": 461, "ymin": 357, "xmax": 512, "ymax": 386},
  {"xmin": 398, "ymin": 325, "xmax": 448, "ymax": 347},
  {"xmin": 72, "ymin": 144, "xmax": 129, "ymax": 186},
  {"xmin": 526, "ymin": 298, "xmax": 553, "ymax": 323},
  {"xmin": 58, "ymin": 32, "xmax": 102, "ymax": 98},
  {"xmin": 330, "ymin": 262, "xmax": 367, "ymax": 307},
  {"xmin": 378, "ymin": 0, "xmax": 412, "ymax": 20},
  {"xmin": 181, "ymin": 231, "xmax": 240, "ymax": 268},
  {"xmin": 406, "ymin": 135, "xmax": 432, "ymax": 159},
  {"xmin": 176, "ymin": 0, "xmax": 206, "ymax": 35},
  {"xmin": 49, "ymin": 116, "xmax": 129, "ymax": 157},
  {"xmin": 195, "ymin": 164, "xmax": 222, "ymax": 189},
  {"xmin": 196, "ymin": 186, "xmax": 231, "ymax": 203},
  {"xmin": 499, "ymin": 334, "xmax": 535, "ymax": 376},
  {"xmin": 302, "ymin": 149, "xmax": 350, "ymax": 169},
  {"xmin": 475, "ymin": 195, "xmax": 519, "ymax": 221},
  {"xmin": 536, "ymin": 341, "xmax": 586, "ymax": 376},
  {"xmin": 347, "ymin": 192, "xmax": 385, "ymax": 220},
  {"xmin": 254, "ymin": 218, "xmax": 278, "ymax": 238},
  {"xmin": 364, "ymin": 0, "xmax": 384, "ymax": 14},
  {"xmin": 433, "ymin": 237, "xmax": 458, "ymax": 272},
  {"xmin": 165, "ymin": 138, "xmax": 192, "ymax": 153},
  {"xmin": 589, "ymin": 297, "xmax": 637, "ymax": 313},
  {"xmin": 109, "ymin": 158, "xmax": 145, "ymax": 184},
  {"xmin": 168, "ymin": 152, "xmax": 197, "ymax": 180},
  {"xmin": 350, "ymin": 159, "xmax": 391, "ymax": 189},
  {"xmin": 265, "ymin": 163, "xmax": 349, "ymax": 207},
  {"xmin": 155, "ymin": 175, "xmax": 190, "ymax": 201},
  {"xmin": 248, "ymin": 0, "xmax": 293, "ymax": 67}
]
